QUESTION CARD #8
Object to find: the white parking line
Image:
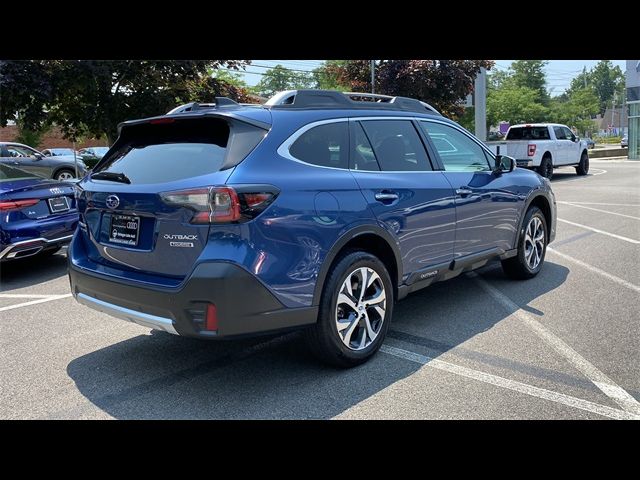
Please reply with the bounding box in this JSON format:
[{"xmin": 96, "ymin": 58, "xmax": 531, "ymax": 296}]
[
  {"xmin": 557, "ymin": 218, "xmax": 640, "ymax": 244},
  {"xmin": 547, "ymin": 247, "xmax": 640, "ymax": 294},
  {"xmin": 381, "ymin": 345, "xmax": 639, "ymax": 420},
  {"xmin": 471, "ymin": 274, "xmax": 640, "ymax": 416},
  {"xmin": 0, "ymin": 294, "xmax": 70, "ymax": 299},
  {"xmin": 557, "ymin": 202, "xmax": 640, "ymax": 207},
  {"xmin": 558, "ymin": 202, "xmax": 640, "ymax": 221},
  {"xmin": 0, "ymin": 294, "xmax": 72, "ymax": 312}
]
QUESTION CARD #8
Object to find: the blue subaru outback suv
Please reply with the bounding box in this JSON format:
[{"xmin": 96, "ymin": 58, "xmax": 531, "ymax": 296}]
[{"xmin": 68, "ymin": 90, "xmax": 556, "ymax": 367}]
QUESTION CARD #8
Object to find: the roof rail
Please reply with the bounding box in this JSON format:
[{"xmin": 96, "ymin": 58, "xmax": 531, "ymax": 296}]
[
  {"xmin": 264, "ymin": 89, "xmax": 441, "ymax": 115},
  {"xmin": 166, "ymin": 97, "xmax": 239, "ymax": 115}
]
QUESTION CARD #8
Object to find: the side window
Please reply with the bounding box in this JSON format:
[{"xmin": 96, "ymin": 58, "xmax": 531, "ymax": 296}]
[
  {"xmin": 419, "ymin": 121, "xmax": 491, "ymax": 172},
  {"xmin": 6, "ymin": 146, "xmax": 36, "ymax": 158},
  {"xmin": 360, "ymin": 120, "xmax": 432, "ymax": 171},
  {"xmin": 563, "ymin": 127, "xmax": 575, "ymax": 141},
  {"xmin": 554, "ymin": 127, "xmax": 567, "ymax": 140},
  {"xmin": 289, "ymin": 121, "xmax": 349, "ymax": 169},
  {"xmin": 351, "ymin": 122, "xmax": 380, "ymax": 171}
]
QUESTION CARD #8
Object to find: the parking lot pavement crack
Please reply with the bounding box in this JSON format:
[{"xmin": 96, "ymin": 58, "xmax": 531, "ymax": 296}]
[{"xmin": 470, "ymin": 273, "xmax": 640, "ymax": 416}]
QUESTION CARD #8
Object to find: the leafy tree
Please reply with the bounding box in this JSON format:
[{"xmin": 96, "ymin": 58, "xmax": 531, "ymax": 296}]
[
  {"xmin": 209, "ymin": 68, "xmax": 250, "ymax": 89},
  {"xmin": 332, "ymin": 60, "xmax": 493, "ymax": 118},
  {"xmin": 510, "ymin": 60, "xmax": 549, "ymax": 104},
  {"xmin": 566, "ymin": 61, "xmax": 625, "ymax": 115},
  {"xmin": 487, "ymin": 86, "xmax": 548, "ymax": 126},
  {"xmin": 14, "ymin": 121, "xmax": 47, "ymax": 148},
  {"xmin": 254, "ymin": 64, "xmax": 314, "ymax": 97},
  {"xmin": 549, "ymin": 87, "xmax": 599, "ymax": 136},
  {"xmin": 312, "ymin": 60, "xmax": 351, "ymax": 90},
  {"xmin": 0, "ymin": 60, "xmax": 250, "ymax": 144}
]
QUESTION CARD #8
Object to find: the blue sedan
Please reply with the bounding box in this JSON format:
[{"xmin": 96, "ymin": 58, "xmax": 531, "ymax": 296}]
[{"xmin": 0, "ymin": 164, "xmax": 79, "ymax": 261}]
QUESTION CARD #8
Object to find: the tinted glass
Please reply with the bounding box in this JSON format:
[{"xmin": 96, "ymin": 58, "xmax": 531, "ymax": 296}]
[
  {"xmin": 360, "ymin": 120, "xmax": 431, "ymax": 171},
  {"xmin": 5, "ymin": 146, "xmax": 36, "ymax": 157},
  {"xmin": 554, "ymin": 127, "xmax": 567, "ymax": 140},
  {"xmin": 420, "ymin": 121, "xmax": 491, "ymax": 172},
  {"xmin": 289, "ymin": 122, "xmax": 349, "ymax": 169},
  {"xmin": 94, "ymin": 118, "xmax": 230, "ymax": 184},
  {"xmin": 506, "ymin": 127, "xmax": 550, "ymax": 140},
  {"xmin": 563, "ymin": 127, "xmax": 575, "ymax": 140},
  {"xmin": 0, "ymin": 164, "xmax": 39, "ymax": 181},
  {"xmin": 351, "ymin": 122, "xmax": 380, "ymax": 171}
]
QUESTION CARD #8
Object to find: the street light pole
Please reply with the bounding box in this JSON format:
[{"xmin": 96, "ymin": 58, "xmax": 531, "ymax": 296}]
[{"xmin": 474, "ymin": 67, "xmax": 487, "ymax": 141}]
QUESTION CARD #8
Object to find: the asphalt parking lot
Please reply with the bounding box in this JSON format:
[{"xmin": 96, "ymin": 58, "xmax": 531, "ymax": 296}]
[{"xmin": 1, "ymin": 159, "xmax": 639, "ymax": 420}]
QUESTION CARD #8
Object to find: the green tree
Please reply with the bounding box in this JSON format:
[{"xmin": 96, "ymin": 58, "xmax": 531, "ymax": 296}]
[
  {"xmin": 254, "ymin": 65, "xmax": 314, "ymax": 97},
  {"xmin": 312, "ymin": 60, "xmax": 351, "ymax": 90},
  {"xmin": 550, "ymin": 87, "xmax": 599, "ymax": 136},
  {"xmin": 14, "ymin": 121, "xmax": 47, "ymax": 148},
  {"xmin": 589, "ymin": 60, "xmax": 625, "ymax": 114},
  {"xmin": 209, "ymin": 68, "xmax": 250, "ymax": 89},
  {"xmin": 0, "ymin": 60, "xmax": 250, "ymax": 144},
  {"xmin": 510, "ymin": 60, "xmax": 549, "ymax": 104},
  {"xmin": 332, "ymin": 60, "xmax": 493, "ymax": 118},
  {"xmin": 487, "ymin": 86, "xmax": 549, "ymax": 126}
]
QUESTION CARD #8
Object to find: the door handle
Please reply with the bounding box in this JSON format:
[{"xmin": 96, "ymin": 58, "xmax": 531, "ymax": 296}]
[
  {"xmin": 456, "ymin": 188, "xmax": 473, "ymax": 197},
  {"xmin": 375, "ymin": 191, "xmax": 399, "ymax": 202}
]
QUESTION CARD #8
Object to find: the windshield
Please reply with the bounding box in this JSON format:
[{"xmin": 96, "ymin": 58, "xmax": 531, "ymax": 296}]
[{"xmin": 93, "ymin": 147, "xmax": 109, "ymax": 155}]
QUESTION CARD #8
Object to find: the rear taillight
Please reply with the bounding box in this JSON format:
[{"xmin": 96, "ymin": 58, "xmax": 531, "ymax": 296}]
[
  {"xmin": 160, "ymin": 185, "xmax": 277, "ymax": 224},
  {"xmin": 528, "ymin": 144, "xmax": 536, "ymax": 156},
  {"xmin": 0, "ymin": 199, "xmax": 39, "ymax": 211}
]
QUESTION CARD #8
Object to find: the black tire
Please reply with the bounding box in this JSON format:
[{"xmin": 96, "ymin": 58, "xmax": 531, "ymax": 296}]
[
  {"xmin": 501, "ymin": 206, "xmax": 547, "ymax": 280},
  {"xmin": 54, "ymin": 169, "xmax": 75, "ymax": 181},
  {"xmin": 304, "ymin": 251, "xmax": 393, "ymax": 368},
  {"xmin": 576, "ymin": 151, "xmax": 589, "ymax": 175},
  {"xmin": 537, "ymin": 155, "xmax": 553, "ymax": 180}
]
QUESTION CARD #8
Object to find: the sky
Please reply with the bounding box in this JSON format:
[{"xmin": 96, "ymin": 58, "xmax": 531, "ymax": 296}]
[{"xmin": 239, "ymin": 60, "xmax": 627, "ymax": 96}]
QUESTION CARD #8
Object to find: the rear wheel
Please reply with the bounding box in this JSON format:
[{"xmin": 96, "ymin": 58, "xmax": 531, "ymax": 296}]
[
  {"xmin": 502, "ymin": 206, "xmax": 547, "ymax": 280},
  {"xmin": 54, "ymin": 169, "xmax": 75, "ymax": 181},
  {"xmin": 576, "ymin": 152, "xmax": 589, "ymax": 175},
  {"xmin": 537, "ymin": 155, "xmax": 553, "ymax": 180},
  {"xmin": 305, "ymin": 251, "xmax": 393, "ymax": 367}
]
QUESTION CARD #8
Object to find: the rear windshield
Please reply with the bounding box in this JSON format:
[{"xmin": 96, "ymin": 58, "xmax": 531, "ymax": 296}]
[
  {"xmin": 93, "ymin": 118, "xmax": 230, "ymax": 184},
  {"xmin": 506, "ymin": 127, "xmax": 550, "ymax": 140}
]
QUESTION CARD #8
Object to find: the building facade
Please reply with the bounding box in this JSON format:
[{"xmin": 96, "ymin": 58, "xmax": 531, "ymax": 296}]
[{"xmin": 627, "ymin": 60, "xmax": 640, "ymax": 160}]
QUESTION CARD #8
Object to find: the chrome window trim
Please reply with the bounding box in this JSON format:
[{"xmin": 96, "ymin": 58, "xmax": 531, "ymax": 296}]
[{"xmin": 277, "ymin": 116, "xmax": 447, "ymax": 173}]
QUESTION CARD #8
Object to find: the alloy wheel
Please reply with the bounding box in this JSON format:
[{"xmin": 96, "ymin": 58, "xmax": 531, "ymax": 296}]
[{"xmin": 524, "ymin": 216, "xmax": 545, "ymax": 270}]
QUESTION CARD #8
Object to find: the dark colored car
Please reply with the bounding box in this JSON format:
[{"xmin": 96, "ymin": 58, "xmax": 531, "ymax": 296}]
[
  {"xmin": 68, "ymin": 90, "xmax": 557, "ymax": 367},
  {"xmin": 0, "ymin": 164, "xmax": 79, "ymax": 261},
  {"xmin": 0, "ymin": 142, "xmax": 88, "ymax": 181},
  {"xmin": 78, "ymin": 147, "xmax": 110, "ymax": 169}
]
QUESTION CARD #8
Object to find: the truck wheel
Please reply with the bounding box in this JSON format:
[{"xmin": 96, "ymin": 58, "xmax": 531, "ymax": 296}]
[
  {"xmin": 304, "ymin": 251, "xmax": 393, "ymax": 368},
  {"xmin": 501, "ymin": 206, "xmax": 547, "ymax": 280},
  {"xmin": 576, "ymin": 152, "xmax": 589, "ymax": 176},
  {"xmin": 537, "ymin": 155, "xmax": 553, "ymax": 180}
]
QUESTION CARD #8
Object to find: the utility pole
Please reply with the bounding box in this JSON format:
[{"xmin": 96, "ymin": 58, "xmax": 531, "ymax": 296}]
[
  {"xmin": 583, "ymin": 66, "xmax": 587, "ymax": 88},
  {"xmin": 371, "ymin": 60, "xmax": 375, "ymax": 94},
  {"xmin": 611, "ymin": 93, "xmax": 616, "ymax": 136},
  {"xmin": 474, "ymin": 67, "xmax": 487, "ymax": 141}
]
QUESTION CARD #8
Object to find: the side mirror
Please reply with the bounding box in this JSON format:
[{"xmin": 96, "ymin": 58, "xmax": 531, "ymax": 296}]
[
  {"xmin": 34, "ymin": 153, "xmax": 44, "ymax": 160},
  {"xmin": 494, "ymin": 154, "xmax": 515, "ymax": 174}
]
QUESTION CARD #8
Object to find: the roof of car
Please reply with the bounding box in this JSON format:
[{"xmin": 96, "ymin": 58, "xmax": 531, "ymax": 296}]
[{"xmin": 510, "ymin": 123, "xmax": 569, "ymax": 128}]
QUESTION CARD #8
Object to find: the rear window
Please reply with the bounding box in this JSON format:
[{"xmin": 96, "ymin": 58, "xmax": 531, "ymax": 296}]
[
  {"xmin": 289, "ymin": 122, "xmax": 349, "ymax": 169},
  {"xmin": 94, "ymin": 118, "xmax": 232, "ymax": 184},
  {"xmin": 506, "ymin": 127, "xmax": 550, "ymax": 140}
]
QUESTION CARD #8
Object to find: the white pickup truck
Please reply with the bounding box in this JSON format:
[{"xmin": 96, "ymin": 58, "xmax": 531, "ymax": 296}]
[{"xmin": 486, "ymin": 123, "xmax": 590, "ymax": 179}]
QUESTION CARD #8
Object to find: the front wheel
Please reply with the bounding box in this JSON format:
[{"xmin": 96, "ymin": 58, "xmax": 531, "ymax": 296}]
[
  {"xmin": 502, "ymin": 206, "xmax": 547, "ymax": 280},
  {"xmin": 576, "ymin": 152, "xmax": 589, "ymax": 175},
  {"xmin": 305, "ymin": 251, "xmax": 393, "ymax": 368},
  {"xmin": 54, "ymin": 169, "xmax": 75, "ymax": 181}
]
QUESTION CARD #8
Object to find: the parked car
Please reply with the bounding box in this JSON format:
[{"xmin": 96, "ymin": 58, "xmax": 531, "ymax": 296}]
[
  {"xmin": 0, "ymin": 163, "xmax": 79, "ymax": 261},
  {"xmin": 68, "ymin": 90, "xmax": 556, "ymax": 367},
  {"xmin": 42, "ymin": 148, "xmax": 83, "ymax": 157},
  {"xmin": 584, "ymin": 137, "xmax": 595, "ymax": 149},
  {"xmin": 621, "ymin": 135, "xmax": 628, "ymax": 148},
  {"xmin": 78, "ymin": 146, "xmax": 110, "ymax": 169},
  {"xmin": 486, "ymin": 123, "xmax": 590, "ymax": 179},
  {"xmin": 0, "ymin": 142, "xmax": 88, "ymax": 180}
]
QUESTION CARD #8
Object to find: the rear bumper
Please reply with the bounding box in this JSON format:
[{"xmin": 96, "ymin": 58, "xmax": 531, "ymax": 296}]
[
  {"xmin": 0, "ymin": 234, "xmax": 74, "ymax": 261},
  {"xmin": 516, "ymin": 159, "xmax": 534, "ymax": 168},
  {"xmin": 68, "ymin": 258, "xmax": 318, "ymax": 339}
]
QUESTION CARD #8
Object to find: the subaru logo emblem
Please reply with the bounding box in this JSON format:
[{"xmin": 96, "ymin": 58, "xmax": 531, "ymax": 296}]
[{"xmin": 106, "ymin": 195, "xmax": 120, "ymax": 209}]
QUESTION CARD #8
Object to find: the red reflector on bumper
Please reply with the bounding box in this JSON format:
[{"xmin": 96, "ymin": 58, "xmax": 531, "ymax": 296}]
[{"xmin": 205, "ymin": 303, "xmax": 218, "ymax": 331}]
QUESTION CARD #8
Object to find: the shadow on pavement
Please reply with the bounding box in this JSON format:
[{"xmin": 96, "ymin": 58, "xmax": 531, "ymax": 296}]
[
  {"xmin": 0, "ymin": 249, "xmax": 68, "ymax": 292},
  {"xmin": 66, "ymin": 260, "xmax": 571, "ymax": 419}
]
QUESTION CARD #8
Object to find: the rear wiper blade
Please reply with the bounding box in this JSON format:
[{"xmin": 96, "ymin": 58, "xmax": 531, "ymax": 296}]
[{"xmin": 91, "ymin": 171, "xmax": 131, "ymax": 184}]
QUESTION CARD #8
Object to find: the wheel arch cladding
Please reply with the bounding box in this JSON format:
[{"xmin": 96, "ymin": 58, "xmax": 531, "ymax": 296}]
[{"xmin": 312, "ymin": 226, "xmax": 401, "ymax": 306}]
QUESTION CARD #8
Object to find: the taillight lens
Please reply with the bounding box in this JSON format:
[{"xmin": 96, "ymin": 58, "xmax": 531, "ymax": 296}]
[
  {"xmin": 0, "ymin": 199, "xmax": 39, "ymax": 211},
  {"xmin": 160, "ymin": 186, "xmax": 277, "ymax": 224},
  {"xmin": 528, "ymin": 144, "xmax": 536, "ymax": 156}
]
